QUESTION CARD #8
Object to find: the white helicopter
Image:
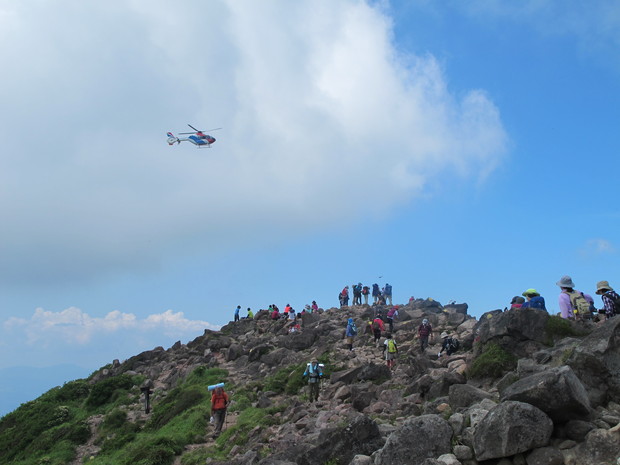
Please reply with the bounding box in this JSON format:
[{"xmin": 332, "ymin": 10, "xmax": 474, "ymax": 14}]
[{"xmin": 167, "ymin": 124, "xmax": 221, "ymax": 148}]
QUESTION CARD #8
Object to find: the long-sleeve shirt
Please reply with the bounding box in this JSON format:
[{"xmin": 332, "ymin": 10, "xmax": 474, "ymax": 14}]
[{"xmin": 601, "ymin": 290, "xmax": 620, "ymax": 318}]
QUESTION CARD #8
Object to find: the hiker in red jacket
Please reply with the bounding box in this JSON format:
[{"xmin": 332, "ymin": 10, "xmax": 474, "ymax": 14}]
[
  {"xmin": 372, "ymin": 315, "xmax": 385, "ymax": 344},
  {"xmin": 211, "ymin": 387, "xmax": 229, "ymax": 438}
]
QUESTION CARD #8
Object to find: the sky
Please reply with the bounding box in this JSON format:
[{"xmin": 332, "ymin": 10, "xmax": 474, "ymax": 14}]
[{"xmin": 1, "ymin": 0, "xmax": 619, "ymax": 414}]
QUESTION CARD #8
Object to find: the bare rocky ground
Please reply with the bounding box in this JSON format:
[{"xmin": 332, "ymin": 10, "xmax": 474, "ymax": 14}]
[{"xmin": 83, "ymin": 300, "xmax": 620, "ymax": 465}]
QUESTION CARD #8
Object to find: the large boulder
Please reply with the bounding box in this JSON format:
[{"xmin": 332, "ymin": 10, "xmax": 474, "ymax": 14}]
[
  {"xmin": 373, "ymin": 414, "xmax": 452, "ymax": 465},
  {"xmin": 500, "ymin": 365, "xmax": 591, "ymax": 422},
  {"xmin": 473, "ymin": 401, "xmax": 553, "ymax": 461},
  {"xmin": 449, "ymin": 383, "xmax": 495, "ymax": 409},
  {"xmin": 566, "ymin": 316, "xmax": 620, "ymax": 407},
  {"xmin": 296, "ymin": 414, "xmax": 382, "ymax": 465},
  {"xmin": 280, "ymin": 328, "xmax": 319, "ymax": 350},
  {"xmin": 564, "ymin": 427, "xmax": 620, "ymax": 465},
  {"xmin": 476, "ymin": 308, "xmax": 550, "ymax": 348}
]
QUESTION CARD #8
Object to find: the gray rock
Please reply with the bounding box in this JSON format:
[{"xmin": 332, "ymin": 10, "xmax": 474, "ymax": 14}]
[
  {"xmin": 525, "ymin": 446, "xmax": 564, "ymax": 465},
  {"xmin": 569, "ymin": 427, "xmax": 620, "ymax": 465},
  {"xmin": 297, "ymin": 414, "xmax": 382, "ymax": 465},
  {"xmin": 564, "ymin": 419, "xmax": 596, "ymax": 441},
  {"xmin": 374, "ymin": 415, "xmax": 452, "ymax": 465},
  {"xmin": 452, "ymin": 445, "xmax": 472, "ymax": 461},
  {"xmin": 501, "ymin": 365, "xmax": 591, "ymax": 422},
  {"xmin": 348, "ymin": 454, "xmax": 372, "ymax": 465},
  {"xmin": 331, "ymin": 366, "xmax": 365, "ymax": 385},
  {"xmin": 449, "ymin": 383, "xmax": 494, "ymax": 409},
  {"xmin": 567, "ymin": 316, "xmax": 620, "ymax": 407},
  {"xmin": 473, "ymin": 401, "xmax": 554, "ymax": 461},
  {"xmin": 448, "ymin": 412, "xmax": 465, "ymax": 436},
  {"xmin": 437, "ymin": 453, "xmax": 461, "ymax": 465}
]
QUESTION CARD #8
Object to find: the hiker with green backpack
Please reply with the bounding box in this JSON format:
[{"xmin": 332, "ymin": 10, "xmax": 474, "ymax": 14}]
[
  {"xmin": 382, "ymin": 333, "xmax": 398, "ymax": 369},
  {"xmin": 557, "ymin": 275, "xmax": 594, "ymax": 320}
]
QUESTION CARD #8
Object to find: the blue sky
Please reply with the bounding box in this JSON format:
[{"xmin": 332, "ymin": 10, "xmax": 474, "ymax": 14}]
[{"xmin": 1, "ymin": 0, "xmax": 619, "ymax": 415}]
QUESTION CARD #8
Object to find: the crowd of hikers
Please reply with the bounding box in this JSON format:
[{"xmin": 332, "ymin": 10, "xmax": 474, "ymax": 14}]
[
  {"xmin": 508, "ymin": 276, "xmax": 620, "ymax": 322},
  {"xmin": 212, "ymin": 275, "xmax": 620, "ymax": 436}
]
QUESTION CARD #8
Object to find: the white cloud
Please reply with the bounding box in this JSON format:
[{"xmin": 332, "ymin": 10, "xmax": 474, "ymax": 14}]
[
  {"xmin": 580, "ymin": 238, "xmax": 616, "ymax": 257},
  {"xmin": 4, "ymin": 307, "xmax": 218, "ymax": 346},
  {"xmin": 0, "ymin": 0, "xmax": 508, "ymax": 288}
]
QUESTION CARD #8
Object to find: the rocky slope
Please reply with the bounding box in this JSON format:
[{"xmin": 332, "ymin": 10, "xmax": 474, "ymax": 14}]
[{"xmin": 76, "ymin": 300, "xmax": 620, "ymax": 464}]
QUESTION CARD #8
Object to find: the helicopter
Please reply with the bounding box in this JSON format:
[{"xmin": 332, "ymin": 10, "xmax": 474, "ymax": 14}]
[{"xmin": 167, "ymin": 124, "xmax": 221, "ymax": 148}]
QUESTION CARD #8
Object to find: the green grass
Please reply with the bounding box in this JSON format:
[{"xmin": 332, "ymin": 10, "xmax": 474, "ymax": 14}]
[
  {"xmin": 468, "ymin": 342, "xmax": 517, "ymax": 379},
  {"xmin": 545, "ymin": 315, "xmax": 581, "ymax": 341}
]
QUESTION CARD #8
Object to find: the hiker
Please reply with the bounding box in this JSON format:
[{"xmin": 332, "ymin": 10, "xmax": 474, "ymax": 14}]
[
  {"xmin": 364, "ymin": 320, "xmax": 373, "ymax": 335},
  {"xmin": 383, "ymin": 333, "xmax": 398, "ymax": 369},
  {"xmin": 270, "ymin": 306, "xmax": 280, "ymax": 320},
  {"xmin": 438, "ymin": 332, "xmax": 459, "ymax": 357},
  {"xmin": 311, "ymin": 301, "xmax": 319, "ymax": 312},
  {"xmin": 246, "ymin": 308, "xmax": 254, "ymax": 319},
  {"xmin": 339, "ymin": 286, "xmax": 349, "ymax": 307},
  {"xmin": 417, "ymin": 318, "xmax": 433, "ymax": 351},
  {"xmin": 303, "ymin": 360, "xmax": 324, "ymax": 402},
  {"xmin": 352, "ymin": 283, "xmax": 363, "ymax": 306},
  {"xmin": 362, "ymin": 285, "xmax": 370, "ymax": 305},
  {"xmin": 509, "ymin": 296, "xmax": 525, "ymax": 310},
  {"xmin": 372, "ymin": 315, "xmax": 385, "ymax": 344},
  {"xmin": 344, "ymin": 317, "xmax": 357, "ymax": 350},
  {"xmin": 284, "ymin": 303, "xmax": 292, "ymax": 317},
  {"xmin": 557, "ymin": 276, "xmax": 594, "ymax": 320},
  {"xmin": 384, "ymin": 283, "xmax": 393, "ymax": 306},
  {"xmin": 288, "ymin": 307, "xmax": 296, "ymax": 320},
  {"xmin": 372, "ymin": 283, "xmax": 381, "ymax": 304},
  {"xmin": 234, "ymin": 305, "xmax": 241, "ymax": 322},
  {"xmin": 386, "ymin": 305, "xmax": 399, "ymax": 333},
  {"xmin": 210, "ymin": 386, "xmax": 229, "ymax": 438},
  {"xmin": 595, "ymin": 280, "xmax": 620, "ymax": 320},
  {"xmin": 521, "ymin": 289, "xmax": 547, "ymax": 310}
]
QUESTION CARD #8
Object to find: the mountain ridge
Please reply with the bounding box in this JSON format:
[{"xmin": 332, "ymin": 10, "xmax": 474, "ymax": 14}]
[{"xmin": 1, "ymin": 299, "xmax": 619, "ymax": 465}]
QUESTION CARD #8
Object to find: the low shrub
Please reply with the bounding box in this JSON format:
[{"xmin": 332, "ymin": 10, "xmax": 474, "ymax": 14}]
[
  {"xmin": 468, "ymin": 342, "xmax": 517, "ymax": 379},
  {"xmin": 86, "ymin": 375, "xmax": 136, "ymax": 409},
  {"xmin": 546, "ymin": 315, "xmax": 580, "ymax": 340}
]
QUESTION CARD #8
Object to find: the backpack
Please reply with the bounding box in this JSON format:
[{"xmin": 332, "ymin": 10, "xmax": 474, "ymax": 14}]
[
  {"xmin": 448, "ymin": 338, "xmax": 460, "ymax": 352},
  {"xmin": 387, "ymin": 339, "xmax": 397, "ymax": 353},
  {"xmin": 387, "ymin": 308, "xmax": 396, "ymax": 318},
  {"xmin": 567, "ymin": 291, "xmax": 592, "ymax": 316},
  {"xmin": 362, "ymin": 286, "xmax": 369, "ymax": 295},
  {"xmin": 372, "ymin": 320, "xmax": 381, "ymax": 331},
  {"xmin": 384, "ymin": 284, "xmax": 392, "ymax": 295},
  {"xmin": 349, "ymin": 323, "xmax": 357, "ymax": 336}
]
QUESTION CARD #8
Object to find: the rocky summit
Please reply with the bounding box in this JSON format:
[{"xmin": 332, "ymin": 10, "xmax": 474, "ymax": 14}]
[{"xmin": 2, "ymin": 299, "xmax": 620, "ymax": 465}]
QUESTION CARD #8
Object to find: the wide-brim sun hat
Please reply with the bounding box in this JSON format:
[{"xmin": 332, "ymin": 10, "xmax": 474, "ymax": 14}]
[
  {"xmin": 522, "ymin": 288, "xmax": 540, "ymax": 297},
  {"xmin": 441, "ymin": 332, "xmax": 449, "ymax": 338},
  {"xmin": 596, "ymin": 280, "xmax": 613, "ymax": 295},
  {"xmin": 556, "ymin": 275, "xmax": 575, "ymax": 288}
]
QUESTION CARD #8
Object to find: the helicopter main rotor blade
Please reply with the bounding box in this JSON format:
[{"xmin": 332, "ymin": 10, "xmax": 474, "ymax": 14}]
[{"xmin": 187, "ymin": 124, "xmax": 199, "ymax": 132}]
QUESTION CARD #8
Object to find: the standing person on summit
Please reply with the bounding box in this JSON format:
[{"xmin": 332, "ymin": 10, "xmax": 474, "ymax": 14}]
[
  {"xmin": 340, "ymin": 286, "xmax": 349, "ymax": 307},
  {"xmin": 352, "ymin": 283, "xmax": 362, "ymax": 306},
  {"xmin": 234, "ymin": 305, "xmax": 241, "ymax": 322},
  {"xmin": 362, "ymin": 285, "xmax": 370, "ymax": 305},
  {"xmin": 384, "ymin": 283, "xmax": 393, "ymax": 306},
  {"xmin": 372, "ymin": 283, "xmax": 381, "ymax": 305}
]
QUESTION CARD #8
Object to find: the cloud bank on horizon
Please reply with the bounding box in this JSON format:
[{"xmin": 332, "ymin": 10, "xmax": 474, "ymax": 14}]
[
  {"xmin": 0, "ymin": 0, "xmax": 507, "ymax": 289},
  {"xmin": 1, "ymin": 307, "xmax": 218, "ymax": 369}
]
